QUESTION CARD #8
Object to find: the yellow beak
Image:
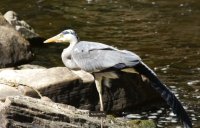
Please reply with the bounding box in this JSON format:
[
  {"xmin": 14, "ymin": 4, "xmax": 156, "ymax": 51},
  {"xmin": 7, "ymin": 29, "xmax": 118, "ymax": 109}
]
[{"xmin": 43, "ymin": 35, "xmax": 61, "ymax": 43}]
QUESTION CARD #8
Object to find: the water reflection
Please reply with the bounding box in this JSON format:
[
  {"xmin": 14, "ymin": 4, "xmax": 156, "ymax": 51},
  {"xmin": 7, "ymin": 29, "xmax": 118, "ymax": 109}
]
[{"xmin": 0, "ymin": 0, "xmax": 199, "ymax": 127}]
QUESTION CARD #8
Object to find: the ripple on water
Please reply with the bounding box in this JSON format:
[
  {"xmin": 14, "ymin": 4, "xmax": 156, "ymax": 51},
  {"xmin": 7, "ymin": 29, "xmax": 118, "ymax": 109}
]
[
  {"xmin": 122, "ymin": 103, "xmax": 197, "ymax": 128},
  {"xmin": 148, "ymin": 115, "xmax": 157, "ymax": 119},
  {"xmin": 125, "ymin": 114, "xmax": 143, "ymax": 119},
  {"xmin": 187, "ymin": 80, "xmax": 200, "ymax": 86},
  {"xmin": 169, "ymin": 112, "xmax": 176, "ymax": 117}
]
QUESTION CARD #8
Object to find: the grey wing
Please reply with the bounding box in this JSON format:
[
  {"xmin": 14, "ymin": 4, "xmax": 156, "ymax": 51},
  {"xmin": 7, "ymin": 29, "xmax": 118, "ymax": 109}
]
[{"xmin": 72, "ymin": 41, "xmax": 141, "ymax": 72}]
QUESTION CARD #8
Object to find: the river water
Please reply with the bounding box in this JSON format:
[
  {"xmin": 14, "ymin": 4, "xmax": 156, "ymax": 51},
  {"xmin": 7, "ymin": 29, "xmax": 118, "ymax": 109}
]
[{"xmin": 0, "ymin": 0, "xmax": 199, "ymax": 127}]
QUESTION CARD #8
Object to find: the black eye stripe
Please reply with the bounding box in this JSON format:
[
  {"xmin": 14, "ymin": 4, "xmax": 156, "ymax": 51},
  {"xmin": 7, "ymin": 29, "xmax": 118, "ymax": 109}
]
[
  {"xmin": 62, "ymin": 31, "xmax": 70, "ymax": 34},
  {"xmin": 62, "ymin": 30, "xmax": 76, "ymax": 35},
  {"xmin": 61, "ymin": 30, "xmax": 79, "ymax": 40}
]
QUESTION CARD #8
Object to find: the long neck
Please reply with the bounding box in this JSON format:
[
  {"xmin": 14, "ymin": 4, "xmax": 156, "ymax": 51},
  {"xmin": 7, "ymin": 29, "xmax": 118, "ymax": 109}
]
[
  {"xmin": 61, "ymin": 37, "xmax": 78, "ymax": 59},
  {"xmin": 61, "ymin": 38, "xmax": 78, "ymax": 69}
]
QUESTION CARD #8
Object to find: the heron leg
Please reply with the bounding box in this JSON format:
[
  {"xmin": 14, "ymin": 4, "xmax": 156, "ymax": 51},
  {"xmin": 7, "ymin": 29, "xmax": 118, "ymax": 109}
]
[
  {"xmin": 95, "ymin": 76, "xmax": 104, "ymax": 128},
  {"xmin": 95, "ymin": 77, "xmax": 104, "ymax": 111}
]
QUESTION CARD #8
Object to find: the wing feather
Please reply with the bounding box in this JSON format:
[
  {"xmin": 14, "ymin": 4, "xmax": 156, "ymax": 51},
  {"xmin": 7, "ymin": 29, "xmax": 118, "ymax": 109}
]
[{"xmin": 71, "ymin": 41, "xmax": 141, "ymax": 72}]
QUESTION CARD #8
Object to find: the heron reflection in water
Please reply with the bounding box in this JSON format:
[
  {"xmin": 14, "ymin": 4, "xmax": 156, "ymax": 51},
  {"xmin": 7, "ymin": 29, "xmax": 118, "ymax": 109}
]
[{"xmin": 44, "ymin": 29, "xmax": 192, "ymax": 128}]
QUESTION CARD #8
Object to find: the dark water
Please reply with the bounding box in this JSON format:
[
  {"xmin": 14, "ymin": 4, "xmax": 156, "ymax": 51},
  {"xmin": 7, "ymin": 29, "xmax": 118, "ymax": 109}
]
[{"xmin": 0, "ymin": 0, "xmax": 199, "ymax": 127}]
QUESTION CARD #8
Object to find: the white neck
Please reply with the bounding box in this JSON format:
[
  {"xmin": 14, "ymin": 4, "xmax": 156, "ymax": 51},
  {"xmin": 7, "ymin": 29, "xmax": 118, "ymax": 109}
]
[
  {"xmin": 62, "ymin": 35, "xmax": 78, "ymax": 57},
  {"xmin": 61, "ymin": 37, "xmax": 79, "ymax": 69}
]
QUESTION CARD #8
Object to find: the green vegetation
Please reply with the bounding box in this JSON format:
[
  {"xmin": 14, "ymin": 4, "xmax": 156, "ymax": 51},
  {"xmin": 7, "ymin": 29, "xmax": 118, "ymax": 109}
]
[{"xmin": 127, "ymin": 120, "xmax": 156, "ymax": 128}]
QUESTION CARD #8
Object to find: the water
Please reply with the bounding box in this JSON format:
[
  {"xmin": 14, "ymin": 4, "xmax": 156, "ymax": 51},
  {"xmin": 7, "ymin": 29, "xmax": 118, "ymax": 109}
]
[{"xmin": 0, "ymin": 0, "xmax": 199, "ymax": 127}]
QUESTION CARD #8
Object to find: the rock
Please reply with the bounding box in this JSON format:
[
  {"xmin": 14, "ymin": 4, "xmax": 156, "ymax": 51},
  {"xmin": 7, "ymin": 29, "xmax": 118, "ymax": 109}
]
[
  {"xmin": 0, "ymin": 96, "xmax": 137, "ymax": 128},
  {"xmin": 0, "ymin": 64, "xmax": 46, "ymax": 70},
  {"xmin": 127, "ymin": 120, "xmax": 156, "ymax": 128},
  {"xmin": 3, "ymin": 11, "xmax": 45, "ymax": 45},
  {"xmin": 0, "ymin": 67, "xmax": 94, "ymax": 100},
  {"xmin": 16, "ymin": 64, "xmax": 47, "ymax": 69},
  {"xmin": 0, "ymin": 84, "xmax": 22, "ymax": 101},
  {"xmin": 0, "ymin": 12, "xmax": 8, "ymax": 25},
  {"xmin": 0, "ymin": 66, "xmax": 164, "ymax": 112},
  {"xmin": 4, "ymin": 11, "xmax": 39, "ymax": 39},
  {"xmin": 0, "ymin": 13, "xmax": 33, "ymax": 68}
]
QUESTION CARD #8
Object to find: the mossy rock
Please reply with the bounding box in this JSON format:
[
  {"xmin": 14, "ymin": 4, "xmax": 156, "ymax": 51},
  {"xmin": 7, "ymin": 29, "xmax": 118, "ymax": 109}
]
[
  {"xmin": 106, "ymin": 115, "xmax": 156, "ymax": 128},
  {"xmin": 127, "ymin": 120, "xmax": 156, "ymax": 128}
]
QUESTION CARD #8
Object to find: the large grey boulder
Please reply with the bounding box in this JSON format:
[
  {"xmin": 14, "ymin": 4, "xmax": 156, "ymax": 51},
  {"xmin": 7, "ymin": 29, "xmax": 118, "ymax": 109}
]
[
  {"xmin": 0, "ymin": 66, "xmax": 163, "ymax": 112},
  {"xmin": 0, "ymin": 13, "xmax": 33, "ymax": 68}
]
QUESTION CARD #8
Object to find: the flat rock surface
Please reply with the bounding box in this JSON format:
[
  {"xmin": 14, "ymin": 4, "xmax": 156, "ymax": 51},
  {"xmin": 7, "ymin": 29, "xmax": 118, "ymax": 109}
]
[
  {"xmin": 0, "ymin": 84, "xmax": 22, "ymax": 101},
  {"xmin": 0, "ymin": 67, "xmax": 94, "ymax": 97}
]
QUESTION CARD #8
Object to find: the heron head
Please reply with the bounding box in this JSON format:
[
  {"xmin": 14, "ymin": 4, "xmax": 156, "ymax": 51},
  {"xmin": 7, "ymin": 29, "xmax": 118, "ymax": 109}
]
[{"xmin": 44, "ymin": 29, "xmax": 79, "ymax": 44}]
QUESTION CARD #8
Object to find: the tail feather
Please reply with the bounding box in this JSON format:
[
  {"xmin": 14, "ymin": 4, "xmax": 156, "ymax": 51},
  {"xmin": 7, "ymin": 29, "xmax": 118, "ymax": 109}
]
[{"xmin": 133, "ymin": 62, "xmax": 192, "ymax": 128}]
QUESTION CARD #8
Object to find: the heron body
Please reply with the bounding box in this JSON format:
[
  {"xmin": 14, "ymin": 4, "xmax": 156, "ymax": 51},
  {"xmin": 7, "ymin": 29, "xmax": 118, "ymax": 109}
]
[{"xmin": 44, "ymin": 29, "xmax": 192, "ymax": 128}]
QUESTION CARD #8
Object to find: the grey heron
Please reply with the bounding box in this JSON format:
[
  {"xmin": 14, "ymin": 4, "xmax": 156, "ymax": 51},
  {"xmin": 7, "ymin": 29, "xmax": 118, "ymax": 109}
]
[{"xmin": 44, "ymin": 29, "xmax": 192, "ymax": 128}]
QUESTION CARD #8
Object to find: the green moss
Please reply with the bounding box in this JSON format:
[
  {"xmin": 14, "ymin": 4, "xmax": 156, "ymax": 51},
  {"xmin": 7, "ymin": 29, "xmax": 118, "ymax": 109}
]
[
  {"xmin": 127, "ymin": 120, "xmax": 156, "ymax": 128},
  {"xmin": 107, "ymin": 115, "xmax": 116, "ymax": 120},
  {"xmin": 106, "ymin": 115, "xmax": 117, "ymax": 124},
  {"xmin": 106, "ymin": 115, "xmax": 156, "ymax": 128}
]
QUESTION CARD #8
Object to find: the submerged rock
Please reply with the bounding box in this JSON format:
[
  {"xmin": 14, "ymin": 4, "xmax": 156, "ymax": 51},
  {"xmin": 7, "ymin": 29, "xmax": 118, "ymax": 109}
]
[{"xmin": 0, "ymin": 13, "xmax": 33, "ymax": 68}]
